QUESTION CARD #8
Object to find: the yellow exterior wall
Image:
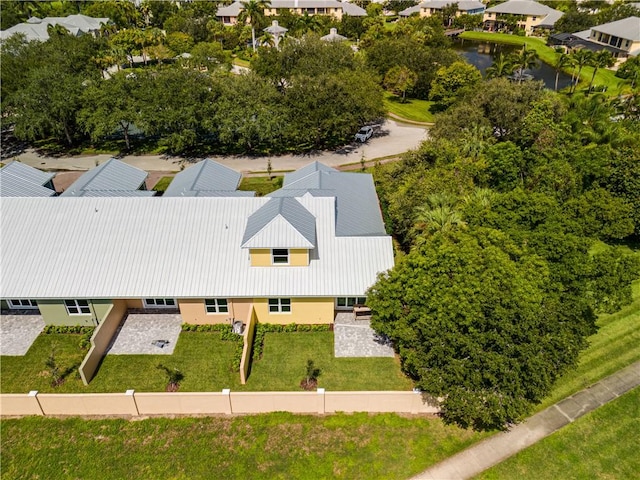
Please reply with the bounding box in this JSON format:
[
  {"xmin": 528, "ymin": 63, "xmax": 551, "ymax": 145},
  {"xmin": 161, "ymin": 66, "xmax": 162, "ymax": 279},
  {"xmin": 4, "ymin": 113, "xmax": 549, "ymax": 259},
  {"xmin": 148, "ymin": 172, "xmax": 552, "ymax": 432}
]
[
  {"xmin": 250, "ymin": 248, "xmax": 309, "ymax": 266},
  {"xmin": 252, "ymin": 297, "xmax": 334, "ymax": 324},
  {"xmin": 178, "ymin": 298, "xmax": 254, "ymax": 324}
]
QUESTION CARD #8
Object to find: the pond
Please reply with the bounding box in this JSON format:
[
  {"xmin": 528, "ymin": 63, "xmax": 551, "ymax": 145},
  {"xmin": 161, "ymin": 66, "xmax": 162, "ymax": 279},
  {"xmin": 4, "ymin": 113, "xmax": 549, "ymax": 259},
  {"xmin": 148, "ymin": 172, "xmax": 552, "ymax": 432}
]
[{"xmin": 453, "ymin": 39, "xmax": 574, "ymax": 91}]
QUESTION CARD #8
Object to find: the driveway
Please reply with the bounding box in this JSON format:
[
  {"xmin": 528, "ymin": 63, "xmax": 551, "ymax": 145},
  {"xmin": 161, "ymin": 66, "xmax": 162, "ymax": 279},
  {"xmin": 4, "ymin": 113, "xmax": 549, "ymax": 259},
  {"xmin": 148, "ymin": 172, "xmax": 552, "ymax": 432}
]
[{"xmin": 12, "ymin": 119, "xmax": 427, "ymax": 174}]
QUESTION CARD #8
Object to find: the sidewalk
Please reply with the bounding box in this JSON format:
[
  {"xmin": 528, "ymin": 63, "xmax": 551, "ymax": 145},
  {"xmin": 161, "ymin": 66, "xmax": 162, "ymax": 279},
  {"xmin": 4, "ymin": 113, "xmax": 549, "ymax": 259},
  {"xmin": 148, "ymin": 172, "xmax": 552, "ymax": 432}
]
[{"xmin": 413, "ymin": 361, "xmax": 640, "ymax": 480}]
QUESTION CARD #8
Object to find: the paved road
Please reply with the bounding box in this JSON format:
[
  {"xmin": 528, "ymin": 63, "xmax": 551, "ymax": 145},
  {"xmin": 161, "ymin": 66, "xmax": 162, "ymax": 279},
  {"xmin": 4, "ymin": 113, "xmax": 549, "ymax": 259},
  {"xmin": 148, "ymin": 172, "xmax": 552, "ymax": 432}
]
[
  {"xmin": 11, "ymin": 120, "xmax": 427, "ymax": 173},
  {"xmin": 412, "ymin": 361, "xmax": 640, "ymax": 480}
]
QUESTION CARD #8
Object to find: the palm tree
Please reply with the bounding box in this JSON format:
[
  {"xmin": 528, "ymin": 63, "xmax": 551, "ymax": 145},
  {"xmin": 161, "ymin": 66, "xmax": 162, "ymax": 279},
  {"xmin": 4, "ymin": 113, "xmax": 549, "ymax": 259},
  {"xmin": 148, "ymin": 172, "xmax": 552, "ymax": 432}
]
[
  {"xmin": 486, "ymin": 53, "xmax": 512, "ymax": 79},
  {"xmin": 413, "ymin": 193, "xmax": 466, "ymax": 242},
  {"xmin": 239, "ymin": 0, "xmax": 272, "ymax": 52},
  {"xmin": 570, "ymin": 49, "xmax": 594, "ymax": 94},
  {"xmin": 297, "ymin": 12, "xmax": 322, "ymax": 35},
  {"xmin": 588, "ymin": 50, "xmax": 615, "ymax": 93},
  {"xmin": 509, "ymin": 46, "xmax": 539, "ymax": 83},
  {"xmin": 554, "ymin": 52, "xmax": 573, "ymax": 91}
]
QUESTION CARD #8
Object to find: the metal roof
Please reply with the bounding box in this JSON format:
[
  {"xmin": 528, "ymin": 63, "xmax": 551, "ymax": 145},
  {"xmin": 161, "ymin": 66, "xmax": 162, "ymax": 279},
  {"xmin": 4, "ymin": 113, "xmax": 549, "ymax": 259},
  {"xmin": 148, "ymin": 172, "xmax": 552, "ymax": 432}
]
[
  {"xmin": 241, "ymin": 197, "xmax": 316, "ymax": 248},
  {"xmin": 591, "ymin": 17, "xmax": 640, "ymax": 42},
  {"xmin": 399, "ymin": 5, "xmax": 421, "ymax": 16},
  {"xmin": 414, "ymin": 1, "xmax": 485, "ymax": 12},
  {"xmin": 1, "ymin": 197, "xmax": 393, "ymax": 298},
  {"xmin": 321, "ymin": 28, "xmax": 348, "ymax": 42},
  {"xmin": 274, "ymin": 165, "xmax": 387, "ymax": 237},
  {"xmin": 60, "ymin": 158, "xmax": 148, "ymax": 197},
  {"xmin": 164, "ymin": 159, "xmax": 242, "ymax": 197},
  {"xmin": 76, "ymin": 190, "xmax": 156, "ymax": 197},
  {"xmin": 177, "ymin": 190, "xmax": 256, "ymax": 197},
  {"xmin": 486, "ymin": 0, "xmax": 561, "ymax": 16},
  {"xmin": 0, "ymin": 162, "xmax": 56, "ymax": 197},
  {"xmin": 0, "ymin": 14, "xmax": 109, "ymax": 41}
]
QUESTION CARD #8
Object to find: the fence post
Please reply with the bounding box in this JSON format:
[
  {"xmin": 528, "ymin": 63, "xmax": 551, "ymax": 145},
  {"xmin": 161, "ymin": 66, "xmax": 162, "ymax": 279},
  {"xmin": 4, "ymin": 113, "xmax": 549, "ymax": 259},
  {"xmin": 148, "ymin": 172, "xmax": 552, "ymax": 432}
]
[
  {"xmin": 29, "ymin": 390, "xmax": 44, "ymax": 416},
  {"xmin": 126, "ymin": 389, "xmax": 139, "ymax": 416},
  {"xmin": 317, "ymin": 388, "xmax": 325, "ymax": 415},
  {"xmin": 222, "ymin": 389, "xmax": 232, "ymax": 414}
]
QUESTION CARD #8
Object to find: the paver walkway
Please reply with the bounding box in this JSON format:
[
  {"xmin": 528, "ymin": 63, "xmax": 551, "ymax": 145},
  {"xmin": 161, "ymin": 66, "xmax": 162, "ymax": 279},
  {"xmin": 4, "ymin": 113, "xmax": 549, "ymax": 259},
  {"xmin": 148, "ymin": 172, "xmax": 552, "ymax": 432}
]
[
  {"xmin": 412, "ymin": 361, "xmax": 640, "ymax": 480},
  {"xmin": 0, "ymin": 314, "xmax": 45, "ymax": 356},
  {"xmin": 334, "ymin": 313, "xmax": 395, "ymax": 357}
]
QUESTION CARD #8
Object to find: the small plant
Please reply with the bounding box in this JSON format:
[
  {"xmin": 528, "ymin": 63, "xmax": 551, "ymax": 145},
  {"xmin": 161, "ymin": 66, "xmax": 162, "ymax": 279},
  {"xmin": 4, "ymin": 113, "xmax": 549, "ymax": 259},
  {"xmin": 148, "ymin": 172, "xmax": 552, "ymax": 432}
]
[
  {"xmin": 360, "ymin": 153, "xmax": 366, "ymax": 171},
  {"xmin": 45, "ymin": 348, "xmax": 63, "ymax": 387},
  {"xmin": 267, "ymin": 158, "xmax": 273, "ymax": 179},
  {"xmin": 156, "ymin": 364, "xmax": 184, "ymax": 392},
  {"xmin": 300, "ymin": 359, "xmax": 321, "ymax": 390}
]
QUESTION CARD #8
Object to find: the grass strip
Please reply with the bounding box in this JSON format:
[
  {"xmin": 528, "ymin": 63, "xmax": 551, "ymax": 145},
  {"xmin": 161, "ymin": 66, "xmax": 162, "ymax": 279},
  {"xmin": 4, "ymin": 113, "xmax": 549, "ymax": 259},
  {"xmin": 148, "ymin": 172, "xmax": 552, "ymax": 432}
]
[{"xmin": 384, "ymin": 92, "xmax": 436, "ymax": 123}]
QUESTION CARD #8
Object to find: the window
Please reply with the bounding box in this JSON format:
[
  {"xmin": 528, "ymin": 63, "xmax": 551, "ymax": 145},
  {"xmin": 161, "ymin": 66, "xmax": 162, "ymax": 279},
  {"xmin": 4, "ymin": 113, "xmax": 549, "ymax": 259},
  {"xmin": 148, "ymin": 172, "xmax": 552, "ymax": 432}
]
[
  {"xmin": 143, "ymin": 298, "xmax": 176, "ymax": 308},
  {"xmin": 205, "ymin": 298, "xmax": 229, "ymax": 314},
  {"xmin": 336, "ymin": 297, "xmax": 367, "ymax": 309},
  {"xmin": 268, "ymin": 298, "xmax": 291, "ymax": 313},
  {"xmin": 317, "ymin": 7, "xmax": 326, "ymax": 13},
  {"xmin": 7, "ymin": 299, "xmax": 38, "ymax": 309},
  {"xmin": 272, "ymin": 249, "xmax": 289, "ymax": 265},
  {"xmin": 64, "ymin": 299, "xmax": 91, "ymax": 315}
]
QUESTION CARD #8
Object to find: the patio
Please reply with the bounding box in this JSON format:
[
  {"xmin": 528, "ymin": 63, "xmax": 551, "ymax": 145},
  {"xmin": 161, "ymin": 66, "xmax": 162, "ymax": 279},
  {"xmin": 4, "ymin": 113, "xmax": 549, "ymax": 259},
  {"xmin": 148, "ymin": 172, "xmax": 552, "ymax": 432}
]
[
  {"xmin": 334, "ymin": 312, "xmax": 394, "ymax": 358},
  {"xmin": 106, "ymin": 313, "xmax": 182, "ymax": 355},
  {"xmin": 0, "ymin": 313, "xmax": 45, "ymax": 356}
]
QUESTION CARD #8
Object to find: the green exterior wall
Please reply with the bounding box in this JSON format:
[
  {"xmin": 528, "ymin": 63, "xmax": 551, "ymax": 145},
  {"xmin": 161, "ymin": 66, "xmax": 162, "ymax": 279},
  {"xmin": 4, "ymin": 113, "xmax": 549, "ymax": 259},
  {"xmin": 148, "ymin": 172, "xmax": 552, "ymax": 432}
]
[
  {"xmin": 36, "ymin": 299, "xmax": 114, "ymax": 326},
  {"xmin": 1, "ymin": 300, "xmax": 8, "ymax": 310}
]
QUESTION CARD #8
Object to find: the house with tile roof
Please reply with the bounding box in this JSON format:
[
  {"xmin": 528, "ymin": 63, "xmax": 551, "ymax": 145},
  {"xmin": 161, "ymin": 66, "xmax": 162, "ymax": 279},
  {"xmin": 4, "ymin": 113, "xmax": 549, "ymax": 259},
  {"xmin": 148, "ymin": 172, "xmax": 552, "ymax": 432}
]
[
  {"xmin": 1, "ymin": 161, "xmax": 393, "ymax": 327},
  {"xmin": 217, "ymin": 0, "xmax": 366, "ymax": 26},
  {"xmin": 399, "ymin": 1, "xmax": 485, "ymax": 19},
  {"xmin": 483, "ymin": 0, "xmax": 563, "ymax": 35}
]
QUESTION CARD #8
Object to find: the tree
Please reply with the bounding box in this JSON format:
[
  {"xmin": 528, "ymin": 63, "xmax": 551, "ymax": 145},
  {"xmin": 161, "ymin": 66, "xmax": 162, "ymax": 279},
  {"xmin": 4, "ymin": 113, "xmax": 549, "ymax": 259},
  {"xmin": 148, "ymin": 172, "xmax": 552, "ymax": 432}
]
[
  {"xmin": 485, "ymin": 53, "xmax": 512, "ymax": 79},
  {"xmin": 367, "ymin": 228, "xmax": 597, "ymax": 430},
  {"xmin": 554, "ymin": 51, "xmax": 573, "ymax": 91},
  {"xmin": 239, "ymin": 0, "xmax": 271, "ymax": 52},
  {"xmin": 508, "ymin": 46, "xmax": 539, "ymax": 84},
  {"xmin": 589, "ymin": 248, "xmax": 640, "ymax": 314},
  {"xmin": 166, "ymin": 31, "xmax": 194, "ymax": 55},
  {"xmin": 190, "ymin": 42, "xmax": 231, "ymax": 71},
  {"xmin": 384, "ymin": 65, "xmax": 418, "ymax": 102},
  {"xmin": 429, "ymin": 61, "xmax": 482, "ymax": 110},
  {"xmin": 587, "ymin": 50, "xmax": 615, "ymax": 93},
  {"xmin": 616, "ymin": 56, "xmax": 640, "ymax": 88},
  {"xmin": 570, "ymin": 49, "xmax": 594, "ymax": 93}
]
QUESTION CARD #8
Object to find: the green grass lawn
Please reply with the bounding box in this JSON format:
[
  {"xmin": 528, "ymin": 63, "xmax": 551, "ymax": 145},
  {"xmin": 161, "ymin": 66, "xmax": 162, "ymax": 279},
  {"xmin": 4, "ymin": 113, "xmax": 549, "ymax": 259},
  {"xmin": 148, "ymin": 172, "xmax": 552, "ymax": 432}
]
[
  {"xmin": 477, "ymin": 387, "xmax": 640, "ymax": 480},
  {"xmin": 243, "ymin": 332, "xmax": 413, "ymax": 391},
  {"xmin": 238, "ymin": 176, "xmax": 283, "ymax": 196},
  {"xmin": 0, "ymin": 332, "xmax": 241, "ymax": 393},
  {"xmin": 384, "ymin": 92, "xmax": 436, "ymax": 124},
  {"xmin": 151, "ymin": 175, "xmax": 173, "ymax": 193},
  {"xmin": 459, "ymin": 31, "xmax": 626, "ymax": 94},
  {"xmin": 0, "ymin": 412, "xmax": 486, "ymax": 479}
]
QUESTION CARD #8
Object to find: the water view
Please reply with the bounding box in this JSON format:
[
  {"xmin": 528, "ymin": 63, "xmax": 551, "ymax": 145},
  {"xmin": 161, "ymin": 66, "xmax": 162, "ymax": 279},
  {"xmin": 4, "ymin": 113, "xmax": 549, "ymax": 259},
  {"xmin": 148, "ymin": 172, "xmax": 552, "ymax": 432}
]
[{"xmin": 453, "ymin": 39, "xmax": 574, "ymax": 91}]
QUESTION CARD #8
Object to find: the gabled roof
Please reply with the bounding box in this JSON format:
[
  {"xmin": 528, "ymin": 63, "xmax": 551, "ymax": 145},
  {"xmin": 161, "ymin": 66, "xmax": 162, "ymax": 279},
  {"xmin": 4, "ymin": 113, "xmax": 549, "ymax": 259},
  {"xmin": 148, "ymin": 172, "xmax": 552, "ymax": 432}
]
[
  {"xmin": 399, "ymin": 5, "xmax": 421, "ymax": 16},
  {"xmin": 0, "ymin": 162, "xmax": 56, "ymax": 197},
  {"xmin": 164, "ymin": 159, "xmax": 242, "ymax": 197},
  {"xmin": 590, "ymin": 16, "xmax": 640, "ymax": 42},
  {"xmin": 241, "ymin": 197, "xmax": 316, "ymax": 248},
  {"xmin": 0, "ymin": 14, "xmax": 109, "ymax": 41},
  {"xmin": 176, "ymin": 190, "xmax": 255, "ymax": 197},
  {"xmin": 216, "ymin": 2, "xmax": 244, "ymax": 16},
  {"xmin": 274, "ymin": 163, "xmax": 386, "ymax": 237},
  {"xmin": 75, "ymin": 190, "xmax": 155, "ymax": 197},
  {"xmin": 321, "ymin": 28, "xmax": 347, "ymax": 42},
  {"xmin": 486, "ymin": 0, "xmax": 561, "ymax": 17},
  {"xmin": 60, "ymin": 158, "xmax": 148, "ymax": 197}
]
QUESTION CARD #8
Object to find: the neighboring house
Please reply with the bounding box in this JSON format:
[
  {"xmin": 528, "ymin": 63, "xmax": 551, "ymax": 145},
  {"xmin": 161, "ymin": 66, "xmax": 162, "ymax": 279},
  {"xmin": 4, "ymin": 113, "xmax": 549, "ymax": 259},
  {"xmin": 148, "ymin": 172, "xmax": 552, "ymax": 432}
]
[
  {"xmin": 399, "ymin": 0, "xmax": 485, "ymax": 19},
  {"xmin": 164, "ymin": 159, "xmax": 254, "ymax": 197},
  {"xmin": 217, "ymin": 0, "xmax": 366, "ymax": 26},
  {"xmin": 60, "ymin": 158, "xmax": 153, "ymax": 197},
  {"xmin": 0, "ymin": 14, "xmax": 110, "ymax": 42},
  {"xmin": 0, "ymin": 161, "xmax": 56, "ymax": 197},
  {"xmin": 483, "ymin": 0, "xmax": 563, "ymax": 35},
  {"xmin": 0, "ymin": 162, "xmax": 393, "ymax": 327},
  {"xmin": 577, "ymin": 16, "xmax": 640, "ymax": 58}
]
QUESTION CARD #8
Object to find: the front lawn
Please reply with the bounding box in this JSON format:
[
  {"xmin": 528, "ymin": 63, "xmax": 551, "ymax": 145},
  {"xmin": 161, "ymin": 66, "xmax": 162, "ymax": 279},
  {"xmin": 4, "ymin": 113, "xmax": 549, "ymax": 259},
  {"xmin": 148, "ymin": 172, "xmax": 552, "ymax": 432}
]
[
  {"xmin": 151, "ymin": 175, "xmax": 173, "ymax": 193},
  {"xmin": 238, "ymin": 176, "xmax": 283, "ymax": 196},
  {"xmin": 243, "ymin": 332, "xmax": 413, "ymax": 391},
  {"xmin": 384, "ymin": 93, "xmax": 436, "ymax": 124},
  {"xmin": 0, "ymin": 413, "xmax": 486, "ymax": 479},
  {"xmin": 478, "ymin": 387, "xmax": 640, "ymax": 480}
]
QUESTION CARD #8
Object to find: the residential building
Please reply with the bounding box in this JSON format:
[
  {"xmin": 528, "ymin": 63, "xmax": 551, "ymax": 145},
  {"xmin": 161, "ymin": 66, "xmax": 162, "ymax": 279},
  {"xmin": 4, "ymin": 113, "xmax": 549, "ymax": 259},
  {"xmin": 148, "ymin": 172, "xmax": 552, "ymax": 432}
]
[
  {"xmin": 217, "ymin": 0, "xmax": 366, "ymax": 26},
  {"xmin": 0, "ymin": 161, "xmax": 56, "ymax": 197},
  {"xmin": 163, "ymin": 159, "xmax": 253, "ymax": 197},
  {"xmin": 399, "ymin": 0, "xmax": 485, "ymax": 19},
  {"xmin": 483, "ymin": 0, "xmax": 563, "ymax": 35},
  {"xmin": 60, "ymin": 158, "xmax": 153, "ymax": 197},
  {"xmin": 583, "ymin": 16, "xmax": 640, "ymax": 58},
  {"xmin": 1, "ymin": 162, "xmax": 393, "ymax": 327},
  {"xmin": 0, "ymin": 14, "xmax": 109, "ymax": 42}
]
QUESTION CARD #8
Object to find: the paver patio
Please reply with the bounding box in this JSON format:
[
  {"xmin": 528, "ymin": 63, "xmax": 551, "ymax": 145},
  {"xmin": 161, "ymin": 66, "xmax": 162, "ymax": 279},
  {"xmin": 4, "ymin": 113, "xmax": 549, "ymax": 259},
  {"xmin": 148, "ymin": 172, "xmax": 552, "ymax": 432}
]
[
  {"xmin": 106, "ymin": 313, "xmax": 182, "ymax": 355},
  {"xmin": 334, "ymin": 312, "xmax": 394, "ymax": 358},
  {"xmin": 0, "ymin": 313, "xmax": 45, "ymax": 356}
]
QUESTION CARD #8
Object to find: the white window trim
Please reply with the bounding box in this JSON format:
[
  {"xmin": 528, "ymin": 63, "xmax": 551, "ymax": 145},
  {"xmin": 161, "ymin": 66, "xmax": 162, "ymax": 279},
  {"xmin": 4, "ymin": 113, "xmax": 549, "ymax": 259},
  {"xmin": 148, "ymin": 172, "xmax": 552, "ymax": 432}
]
[
  {"xmin": 143, "ymin": 298, "xmax": 177, "ymax": 308},
  {"xmin": 64, "ymin": 299, "xmax": 91, "ymax": 316},
  {"xmin": 205, "ymin": 298, "xmax": 229, "ymax": 314},
  {"xmin": 7, "ymin": 299, "xmax": 38, "ymax": 309},
  {"xmin": 271, "ymin": 248, "xmax": 290, "ymax": 265},
  {"xmin": 268, "ymin": 298, "xmax": 292, "ymax": 314},
  {"xmin": 336, "ymin": 297, "xmax": 367, "ymax": 310}
]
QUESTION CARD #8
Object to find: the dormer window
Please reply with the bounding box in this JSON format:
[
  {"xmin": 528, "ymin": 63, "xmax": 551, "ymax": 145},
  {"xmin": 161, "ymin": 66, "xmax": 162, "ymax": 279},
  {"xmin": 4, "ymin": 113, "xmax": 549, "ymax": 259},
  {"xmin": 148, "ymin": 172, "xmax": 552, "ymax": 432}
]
[{"xmin": 272, "ymin": 248, "xmax": 289, "ymax": 264}]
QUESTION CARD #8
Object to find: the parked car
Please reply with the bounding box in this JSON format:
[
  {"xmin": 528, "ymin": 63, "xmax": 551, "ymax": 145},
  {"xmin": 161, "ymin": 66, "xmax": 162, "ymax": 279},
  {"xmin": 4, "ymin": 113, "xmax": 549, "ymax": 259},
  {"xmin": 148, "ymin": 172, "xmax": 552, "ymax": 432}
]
[{"xmin": 355, "ymin": 125, "xmax": 374, "ymax": 142}]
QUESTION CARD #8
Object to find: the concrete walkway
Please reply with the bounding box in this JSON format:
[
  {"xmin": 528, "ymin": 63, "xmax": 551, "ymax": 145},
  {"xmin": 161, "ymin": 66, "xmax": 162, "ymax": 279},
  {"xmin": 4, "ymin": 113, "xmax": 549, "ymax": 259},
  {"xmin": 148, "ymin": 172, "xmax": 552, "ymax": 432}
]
[
  {"xmin": 11, "ymin": 119, "xmax": 427, "ymax": 174},
  {"xmin": 412, "ymin": 361, "xmax": 640, "ymax": 480}
]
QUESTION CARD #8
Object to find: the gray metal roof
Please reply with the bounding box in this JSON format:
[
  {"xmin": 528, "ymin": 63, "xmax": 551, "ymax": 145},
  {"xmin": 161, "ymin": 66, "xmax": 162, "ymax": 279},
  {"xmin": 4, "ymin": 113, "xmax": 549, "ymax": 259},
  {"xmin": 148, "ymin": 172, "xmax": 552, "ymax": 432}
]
[
  {"xmin": 591, "ymin": 17, "xmax": 640, "ymax": 42},
  {"xmin": 241, "ymin": 197, "xmax": 316, "ymax": 248},
  {"xmin": 60, "ymin": 158, "xmax": 148, "ymax": 197},
  {"xmin": 0, "ymin": 162, "xmax": 56, "ymax": 197},
  {"xmin": 413, "ymin": 1, "xmax": 485, "ymax": 12},
  {"xmin": 321, "ymin": 27, "xmax": 347, "ymax": 42},
  {"xmin": 399, "ymin": 5, "xmax": 421, "ymax": 16},
  {"xmin": 275, "ymin": 163, "xmax": 387, "ymax": 237},
  {"xmin": 0, "ymin": 14, "xmax": 109, "ymax": 41},
  {"xmin": 178, "ymin": 190, "xmax": 256, "ymax": 197},
  {"xmin": 76, "ymin": 190, "xmax": 156, "ymax": 197},
  {"xmin": 486, "ymin": 0, "xmax": 560, "ymax": 16},
  {"xmin": 164, "ymin": 159, "xmax": 242, "ymax": 197},
  {"xmin": 1, "ymin": 196, "xmax": 393, "ymax": 298}
]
